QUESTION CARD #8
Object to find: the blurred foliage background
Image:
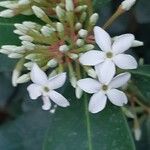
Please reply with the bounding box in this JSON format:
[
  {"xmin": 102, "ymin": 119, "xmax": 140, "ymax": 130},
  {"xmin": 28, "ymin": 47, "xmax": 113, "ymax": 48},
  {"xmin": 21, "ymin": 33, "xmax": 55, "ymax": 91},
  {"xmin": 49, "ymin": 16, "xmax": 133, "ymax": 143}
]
[{"xmin": 0, "ymin": 0, "xmax": 149, "ymax": 150}]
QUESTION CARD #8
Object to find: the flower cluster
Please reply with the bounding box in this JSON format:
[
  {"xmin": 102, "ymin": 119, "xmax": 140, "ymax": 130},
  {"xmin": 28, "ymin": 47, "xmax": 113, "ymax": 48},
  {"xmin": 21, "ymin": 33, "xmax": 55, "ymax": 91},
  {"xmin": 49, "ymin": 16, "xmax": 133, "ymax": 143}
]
[
  {"xmin": 0, "ymin": 0, "xmax": 144, "ymax": 113},
  {"xmin": 0, "ymin": 0, "xmax": 60, "ymax": 17}
]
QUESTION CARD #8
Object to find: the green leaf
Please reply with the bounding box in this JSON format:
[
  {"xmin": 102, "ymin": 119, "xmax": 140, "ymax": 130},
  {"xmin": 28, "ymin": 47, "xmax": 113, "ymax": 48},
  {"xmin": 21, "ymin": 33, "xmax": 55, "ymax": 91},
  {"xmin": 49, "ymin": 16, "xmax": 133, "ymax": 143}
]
[
  {"xmin": 129, "ymin": 65, "xmax": 150, "ymax": 103},
  {"xmin": 0, "ymin": 72, "xmax": 15, "ymax": 107},
  {"xmin": 93, "ymin": 0, "xmax": 111, "ymax": 11},
  {"xmin": 43, "ymin": 88, "xmax": 135, "ymax": 150},
  {"xmin": 0, "ymin": 109, "xmax": 52, "ymax": 150}
]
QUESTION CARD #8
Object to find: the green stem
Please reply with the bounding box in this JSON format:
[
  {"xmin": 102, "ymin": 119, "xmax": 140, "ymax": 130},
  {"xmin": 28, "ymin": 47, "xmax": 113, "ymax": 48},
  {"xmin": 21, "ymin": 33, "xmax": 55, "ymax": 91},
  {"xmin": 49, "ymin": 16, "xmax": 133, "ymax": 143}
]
[{"xmin": 84, "ymin": 94, "xmax": 93, "ymax": 150}]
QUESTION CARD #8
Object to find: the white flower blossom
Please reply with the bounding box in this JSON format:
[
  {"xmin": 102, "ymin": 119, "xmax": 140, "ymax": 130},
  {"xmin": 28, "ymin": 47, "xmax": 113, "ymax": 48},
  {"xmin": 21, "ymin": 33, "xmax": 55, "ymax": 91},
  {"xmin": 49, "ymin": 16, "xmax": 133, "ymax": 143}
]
[
  {"xmin": 77, "ymin": 71, "xmax": 131, "ymax": 113},
  {"xmin": 79, "ymin": 26, "xmax": 138, "ymax": 78},
  {"xmin": 27, "ymin": 63, "xmax": 70, "ymax": 110}
]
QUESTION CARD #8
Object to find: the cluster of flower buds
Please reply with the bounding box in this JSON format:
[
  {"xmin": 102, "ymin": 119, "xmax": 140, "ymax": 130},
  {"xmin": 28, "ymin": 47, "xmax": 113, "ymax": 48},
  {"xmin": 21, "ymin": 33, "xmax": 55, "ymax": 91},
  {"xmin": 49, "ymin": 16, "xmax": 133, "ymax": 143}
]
[
  {"xmin": 0, "ymin": 0, "xmax": 60, "ymax": 17},
  {"xmin": 0, "ymin": 0, "xmax": 144, "ymax": 113},
  {"xmin": 0, "ymin": 0, "xmax": 98, "ymax": 104}
]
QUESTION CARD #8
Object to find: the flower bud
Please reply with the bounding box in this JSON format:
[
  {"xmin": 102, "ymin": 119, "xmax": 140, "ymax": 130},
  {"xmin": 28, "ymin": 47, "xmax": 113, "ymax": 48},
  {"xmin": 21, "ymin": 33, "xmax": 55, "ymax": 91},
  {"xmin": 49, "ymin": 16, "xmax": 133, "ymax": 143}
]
[
  {"xmin": 19, "ymin": 35, "xmax": 33, "ymax": 42},
  {"xmin": 69, "ymin": 53, "xmax": 78, "ymax": 60},
  {"xmin": 8, "ymin": 53, "xmax": 23, "ymax": 58},
  {"xmin": 134, "ymin": 128, "xmax": 141, "ymax": 141},
  {"xmin": 47, "ymin": 59, "xmax": 58, "ymax": 68},
  {"xmin": 75, "ymin": 22, "xmax": 82, "ymax": 31},
  {"xmin": 78, "ymin": 29, "xmax": 88, "ymax": 38},
  {"xmin": 17, "ymin": 73, "xmax": 30, "ymax": 84},
  {"xmin": 12, "ymin": 58, "xmax": 25, "ymax": 87},
  {"xmin": 65, "ymin": 0, "xmax": 74, "ymax": 11},
  {"xmin": 87, "ymin": 68, "xmax": 97, "ymax": 78},
  {"xmin": 56, "ymin": 22, "xmax": 64, "ymax": 32},
  {"xmin": 121, "ymin": 0, "xmax": 136, "ymax": 11},
  {"xmin": 14, "ymin": 23, "xmax": 29, "ymax": 33},
  {"xmin": 56, "ymin": 5, "xmax": 65, "ymax": 21},
  {"xmin": 59, "ymin": 45, "xmax": 69, "ymax": 52},
  {"xmin": 75, "ymin": 86, "xmax": 83, "ymax": 99},
  {"xmin": 41, "ymin": 26, "xmax": 54, "ymax": 37},
  {"xmin": 32, "ymin": 6, "xmax": 46, "ymax": 18},
  {"xmin": 76, "ymin": 39, "xmax": 84, "ymax": 47},
  {"xmin": 18, "ymin": 0, "xmax": 31, "ymax": 5},
  {"xmin": 89, "ymin": 13, "xmax": 99, "ymax": 25},
  {"xmin": 13, "ymin": 29, "xmax": 25, "ymax": 35},
  {"xmin": 75, "ymin": 5, "xmax": 87, "ymax": 12},
  {"xmin": 23, "ymin": 21, "xmax": 36, "ymax": 29},
  {"xmin": 84, "ymin": 44, "xmax": 94, "ymax": 51},
  {"xmin": 0, "ymin": 9, "xmax": 15, "ymax": 18},
  {"xmin": 22, "ymin": 41, "xmax": 35, "ymax": 50}
]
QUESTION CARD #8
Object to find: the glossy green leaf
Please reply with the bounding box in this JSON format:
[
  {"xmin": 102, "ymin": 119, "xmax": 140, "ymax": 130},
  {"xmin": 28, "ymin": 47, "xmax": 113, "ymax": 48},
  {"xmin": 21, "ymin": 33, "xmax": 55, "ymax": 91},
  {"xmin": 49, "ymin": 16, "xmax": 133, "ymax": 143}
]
[
  {"xmin": 0, "ymin": 72, "xmax": 14, "ymax": 107},
  {"xmin": 43, "ymin": 88, "xmax": 135, "ymax": 150},
  {"xmin": 0, "ymin": 109, "xmax": 52, "ymax": 150},
  {"xmin": 130, "ymin": 65, "xmax": 150, "ymax": 103},
  {"xmin": 93, "ymin": 0, "xmax": 111, "ymax": 12}
]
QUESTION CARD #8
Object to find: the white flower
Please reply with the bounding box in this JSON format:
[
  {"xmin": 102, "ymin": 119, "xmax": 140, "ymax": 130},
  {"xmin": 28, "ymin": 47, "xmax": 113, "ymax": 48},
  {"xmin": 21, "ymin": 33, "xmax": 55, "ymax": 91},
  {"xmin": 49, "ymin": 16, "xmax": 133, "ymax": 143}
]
[
  {"xmin": 27, "ymin": 63, "xmax": 70, "ymax": 110},
  {"xmin": 79, "ymin": 26, "xmax": 138, "ymax": 78},
  {"xmin": 77, "ymin": 71, "xmax": 131, "ymax": 113}
]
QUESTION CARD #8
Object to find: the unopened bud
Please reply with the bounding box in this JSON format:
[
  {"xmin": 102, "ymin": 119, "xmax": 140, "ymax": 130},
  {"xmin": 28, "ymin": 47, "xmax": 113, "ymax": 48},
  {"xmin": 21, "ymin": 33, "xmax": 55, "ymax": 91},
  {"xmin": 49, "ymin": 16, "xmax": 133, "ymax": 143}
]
[
  {"xmin": 56, "ymin": 22, "xmax": 64, "ymax": 32},
  {"xmin": 14, "ymin": 23, "xmax": 29, "ymax": 33},
  {"xmin": 59, "ymin": 45, "xmax": 69, "ymax": 52},
  {"xmin": 75, "ymin": 86, "xmax": 83, "ymax": 99},
  {"xmin": 134, "ymin": 128, "xmax": 141, "ymax": 141},
  {"xmin": 84, "ymin": 44, "xmax": 94, "ymax": 51},
  {"xmin": 69, "ymin": 53, "xmax": 78, "ymax": 60},
  {"xmin": 8, "ymin": 53, "xmax": 23, "ymax": 58},
  {"xmin": 90, "ymin": 13, "xmax": 99, "ymax": 25},
  {"xmin": 0, "ymin": 9, "xmax": 14, "ymax": 18},
  {"xmin": 75, "ymin": 5, "xmax": 87, "ymax": 12},
  {"xmin": 17, "ymin": 73, "xmax": 30, "ymax": 83},
  {"xmin": 78, "ymin": 29, "xmax": 88, "ymax": 38},
  {"xmin": 76, "ymin": 39, "xmax": 85, "ymax": 47},
  {"xmin": 32, "ymin": 6, "xmax": 46, "ymax": 18},
  {"xmin": 23, "ymin": 21, "xmax": 36, "ymax": 29},
  {"xmin": 65, "ymin": 0, "xmax": 74, "ymax": 11},
  {"xmin": 47, "ymin": 59, "xmax": 58, "ymax": 68},
  {"xmin": 75, "ymin": 22, "xmax": 82, "ymax": 31},
  {"xmin": 19, "ymin": 35, "xmax": 33, "ymax": 42},
  {"xmin": 41, "ymin": 26, "xmax": 54, "ymax": 37},
  {"xmin": 70, "ymin": 76, "xmax": 77, "ymax": 88},
  {"xmin": 121, "ymin": 0, "xmax": 136, "ymax": 11},
  {"xmin": 22, "ymin": 41, "xmax": 35, "ymax": 50},
  {"xmin": 56, "ymin": 6, "xmax": 65, "ymax": 20},
  {"xmin": 87, "ymin": 68, "xmax": 97, "ymax": 78}
]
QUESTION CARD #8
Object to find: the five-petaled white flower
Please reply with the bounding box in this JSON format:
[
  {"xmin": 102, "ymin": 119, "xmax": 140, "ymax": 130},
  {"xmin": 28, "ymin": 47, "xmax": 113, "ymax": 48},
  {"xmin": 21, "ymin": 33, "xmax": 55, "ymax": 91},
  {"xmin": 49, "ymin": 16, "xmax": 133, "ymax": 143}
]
[
  {"xmin": 77, "ymin": 70, "xmax": 131, "ymax": 113},
  {"xmin": 27, "ymin": 63, "xmax": 70, "ymax": 110},
  {"xmin": 79, "ymin": 26, "xmax": 138, "ymax": 80}
]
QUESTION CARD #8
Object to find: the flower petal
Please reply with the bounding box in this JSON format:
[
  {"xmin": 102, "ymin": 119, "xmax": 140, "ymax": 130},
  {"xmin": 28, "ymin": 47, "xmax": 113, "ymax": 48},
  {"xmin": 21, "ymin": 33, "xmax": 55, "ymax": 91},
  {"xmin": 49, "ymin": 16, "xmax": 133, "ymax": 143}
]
[
  {"xmin": 48, "ymin": 90, "xmax": 70, "ymax": 107},
  {"xmin": 98, "ymin": 60, "xmax": 116, "ymax": 84},
  {"xmin": 48, "ymin": 72, "xmax": 66, "ymax": 90},
  {"xmin": 77, "ymin": 78, "xmax": 100, "ymax": 94},
  {"xmin": 107, "ymin": 89, "xmax": 128, "ymax": 106},
  {"xmin": 94, "ymin": 63, "xmax": 103, "ymax": 81},
  {"xmin": 94, "ymin": 26, "xmax": 112, "ymax": 52},
  {"xmin": 112, "ymin": 34, "xmax": 135, "ymax": 54},
  {"xmin": 113, "ymin": 54, "xmax": 138, "ymax": 69},
  {"xmin": 109, "ymin": 72, "xmax": 131, "ymax": 88},
  {"xmin": 27, "ymin": 83, "xmax": 41, "ymax": 99},
  {"xmin": 79, "ymin": 50, "xmax": 105, "ymax": 66},
  {"xmin": 30, "ymin": 63, "xmax": 47, "ymax": 85},
  {"xmin": 42, "ymin": 96, "xmax": 51, "ymax": 110},
  {"xmin": 89, "ymin": 92, "xmax": 107, "ymax": 113}
]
